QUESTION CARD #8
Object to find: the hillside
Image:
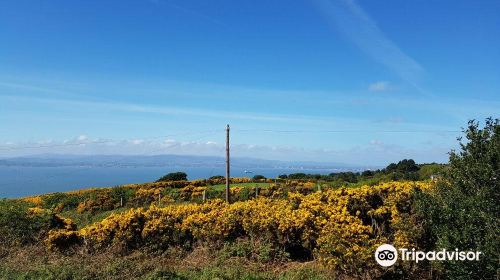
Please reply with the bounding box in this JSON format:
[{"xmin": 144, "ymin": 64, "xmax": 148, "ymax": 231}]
[
  {"xmin": 2, "ymin": 178, "xmax": 434, "ymax": 279},
  {"xmin": 0, "ymin": 162, "xmax": 450, "ymax": 279},
  {"xmin": 0, "ymin": 119, "xmax": 498, "ymax": 280}
]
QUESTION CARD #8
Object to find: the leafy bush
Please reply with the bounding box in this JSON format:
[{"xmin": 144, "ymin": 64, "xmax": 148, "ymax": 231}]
[
  {"xmin": 416, "ymin": 118, "xmax": 499, "ymax": 279},
  {"xmin": 0, "ymin": 200, "xmax": 75, "ymax": 246},
  {"xmin": 48, "ymin": 182, "xmax": 431, "ymax": 276},
  {"xmin": 157, "ymin": 172, "xmax": 188, "ymax": 182},
  {"xmin": 46, "ymin": 229, "xmax": 83, "ymax": 251},
  {"xmin": 42, "ymin": 192, "xmax": 81, "ymax": 212},
  {"xmin": 252, "ymin": 175, "xmax": 266, "ymax": 181},
  {"xmin": 110, "ymin": 186, "xmax": 135, "ymax": 205}
]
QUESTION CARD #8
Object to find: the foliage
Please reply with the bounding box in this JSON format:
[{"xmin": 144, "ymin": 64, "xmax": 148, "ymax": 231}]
[
  {"xmin": 0, "ymin": 200, "xmax": 75, "ymax": 246},
  {"xmin": 279, "ymin": 159, "xmax": 444, "ymax": 186},
  {"xmin": 385, "ymin": 159, "xmax": 419, "ymax": 173},
  {"xmin": 46, "ymin": 229, "xmax": 83, "ymax": 251},
  {"xmin": 418, "ymin": 163, "xmax": 447, "ymax": 179},
  {"xmin": 415, "ymin": 118, "xmax": 500, "ymax": 279},
  {"xmin": 157, "ymin": 172, "xmax": 188, "ymax": 182},
  {"xmin": 42, "ymin": 192, "xmax": 81, "ymax": 212},
  {"xmin": 45, "ymin": 181, "xmax": 432, "ymax": 277},
  {"xmin": 218, "ymin": 239, "xmax": 289, "ymax": 263},
  {"xmin": 252, "ymin": 175, "xmax": 266, "ymax": 181},
  {"xmin": 4, "ymin": 120, "xmax": 497, "ymax": 279}
]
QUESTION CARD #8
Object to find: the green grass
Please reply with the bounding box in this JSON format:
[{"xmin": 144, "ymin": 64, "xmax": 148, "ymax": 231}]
[
  {"xmin": 0, "ymin": 264, "xmax": 331, "ymax": 280},
  {"xmin": 0, "ymin": 239, "xmax": 335, "ymax": 280},
  {"xmin": 208, "ymin": 183, "xmax": 270, "ymax": 191}
]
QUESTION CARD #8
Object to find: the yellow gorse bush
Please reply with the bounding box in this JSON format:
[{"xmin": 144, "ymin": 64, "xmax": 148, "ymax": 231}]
[
  {"xmin": 22, "ymin": 196, "xmax": 43, "ymax": 206},
  {"xmin": 47, "ymin": 181, "xmax": 432, "ymax": 273}
]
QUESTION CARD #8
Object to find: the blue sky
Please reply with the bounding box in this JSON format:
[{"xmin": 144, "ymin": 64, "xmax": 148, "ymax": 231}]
[{"xmin": 0, "ymin": 0, "xmax": 498, "ymax": 166}]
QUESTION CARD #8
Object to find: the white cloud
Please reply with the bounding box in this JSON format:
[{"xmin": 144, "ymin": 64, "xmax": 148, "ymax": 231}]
[
  {"xmin": 130, "ymin": 139, "xmax": 144, "ymax": 145},
  {"xmin": 0, "ymin": 134, "xmax": 451, "ymax": 166},
  {"xmin": 369, "ymin": 81, "xmax": 390, "ymax": 92},
  {"xmin": 370, "ymin": 140, "xmax": 383, "ymax": 146},
  {"xmin": 77, "ymin": 135, "xmax": 88, "ymax": 141}
]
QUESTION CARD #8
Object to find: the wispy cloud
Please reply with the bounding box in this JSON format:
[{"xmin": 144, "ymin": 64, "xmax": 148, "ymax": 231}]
[
  {"xmin": 368, "ymin": 81, "xmax": 391, "ymax": 92},
  {"xmin": 315, "ymin": 0, "xmax": 424, "ymax": 88},
  {"xmin": 0, "ymin": 94, "xmax": 336, "ymax": 125},
  {"xmin": 2, "ymin": 77, "xmax": 493, "ymax": 131}
]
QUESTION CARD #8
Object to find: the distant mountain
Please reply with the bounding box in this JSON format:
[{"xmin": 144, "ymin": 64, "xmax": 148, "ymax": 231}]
[{"xmin": 0, "ymin": 154, "xmax": 374, "ymax": 171}]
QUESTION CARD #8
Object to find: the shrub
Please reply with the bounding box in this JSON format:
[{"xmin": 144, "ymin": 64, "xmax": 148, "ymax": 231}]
[
  {"xmin": 252, "ymin": 175, "xmax": 266, "ymax": 181},
  {"xmin": 416, "ymin": 118, "xmax": 499, "ymax": 279},
  {"xmin": 42, "ymin": 192, "xmax": 81, "ymax": 212},
  {"xmin": 45, "ymin": 229, "xmax": 83, "ymax": 251},
  {"xmin": 110, "ymin": 186, "xmax": 135, "ymax": 206},
  {"xmin": 76, "ymin": 192, "xmax": 115, "ymax": 214},
  {"xmin": 53, "ymin": 181, "xmax": 431, "ymax": 277},
  {"xmin": 0, "ymin": 200, "xmax": 76, "ymax": 246},
  {"xmin": 157, "ymin": 172, "xmax": 188, "ymax": 182}
]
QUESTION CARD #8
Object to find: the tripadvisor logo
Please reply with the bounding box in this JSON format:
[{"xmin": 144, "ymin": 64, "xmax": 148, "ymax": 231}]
[
  {"xmin": 374, "ymin": 244, "xmax": 482, "ymax": 267},
  {"xmin": 375, "ymin": 244, "xmax": 398, "ymax": 267}
]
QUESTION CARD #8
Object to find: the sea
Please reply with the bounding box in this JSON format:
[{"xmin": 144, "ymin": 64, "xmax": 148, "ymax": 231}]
[{"xmin": 0, "ymin": 166, "xmax": 338, "ymax": 198}]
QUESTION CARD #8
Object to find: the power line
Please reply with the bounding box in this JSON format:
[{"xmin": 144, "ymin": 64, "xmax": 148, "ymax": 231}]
[{"xmin": 234, "ymin": 129, "xmax": 461, "ymax": 133}]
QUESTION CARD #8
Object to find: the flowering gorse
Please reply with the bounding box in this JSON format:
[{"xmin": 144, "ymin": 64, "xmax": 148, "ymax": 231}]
[{"xmin": 46, "ymin": 181, "xmax": 432, "ymax": 273}]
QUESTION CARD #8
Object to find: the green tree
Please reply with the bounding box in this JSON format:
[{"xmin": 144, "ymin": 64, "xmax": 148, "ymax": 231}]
[
  {"xmin": 396, "ymin": 159, "xmax": 419, "ymax": 173},
  {"xmin": 156, "ymin": 172, "xmax": 188, "ymax": 182},
  {"xmin": 252, "ymin": 174, "xmax": 266, "ymax": 181},
  {"xmin": 361, "ymin": 170, "xmax": 374, "ymax": 177},
  {"xmin": 288, "ymin": 173, "xmax": 307, "ymax": 179},
  {"xmin": 416, "ymin": 118, "xmax": 499, "ymax": 279}
]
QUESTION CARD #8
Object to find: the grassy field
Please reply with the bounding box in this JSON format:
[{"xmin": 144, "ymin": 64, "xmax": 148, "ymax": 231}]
[{"xmin": 0, "ymin": 244, "xmax": 334, "ymax": 280}]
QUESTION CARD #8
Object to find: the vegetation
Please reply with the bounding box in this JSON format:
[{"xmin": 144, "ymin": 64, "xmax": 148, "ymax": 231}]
[
  {"xmin": 252, "ymin": 174, "xmax": 267, "ymax": 181},
  {"xmin": 3, "ymin": 181, "xmax": 433, "ymax": 279},
  {"xmin": 0, "ymin": 200, "xmax": 75, "ymax": 247},
  {"xmin": 157, "ymin": 172, "xmax": 188, "ymax": 182},
  {"xmin": 0, "ymin": 118, "xmax": 497, "ymax": 279},
  {"xmin": 279, "ymin": 159, "xmax": 446, "ymax": 185},
  {"xmin": 415, "ymin": 118, "xmax": 499, "ymax": 279}
]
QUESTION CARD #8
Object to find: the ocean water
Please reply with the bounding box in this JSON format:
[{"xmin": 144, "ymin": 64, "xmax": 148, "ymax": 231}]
[{"xmin": 0, "ymin": 166, "xmax": 336, "ymax": 198}]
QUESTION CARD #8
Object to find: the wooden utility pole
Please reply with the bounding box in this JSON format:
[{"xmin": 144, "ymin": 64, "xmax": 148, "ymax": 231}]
[{"xmin": 225, "ymin": 124, "xmax": 230, "ymax": 203}]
